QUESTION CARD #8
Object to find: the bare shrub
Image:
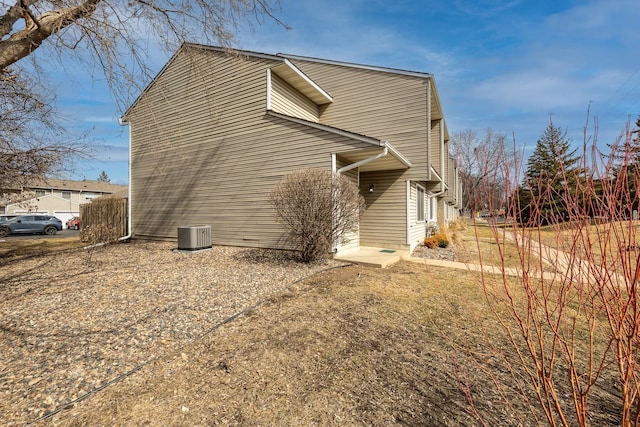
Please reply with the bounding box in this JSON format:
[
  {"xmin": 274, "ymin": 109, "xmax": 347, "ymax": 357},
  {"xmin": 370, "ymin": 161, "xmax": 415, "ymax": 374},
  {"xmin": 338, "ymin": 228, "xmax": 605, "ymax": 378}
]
[
  {"xmin": 80, "ymin": 196, "xmax": 127, "ymax": 240},
  {"xmin": 80, "ymin": 196, "xmax": 126, "ymax": 262},
  {"xmin": 81, "ymin": 223, "xmax": 120, "ymax": 264},
  {"xmin": 462, "ymin": 117, "xmax": 640, "ymax": 426},
  {"xmin": 270, "ymin": 168, "xmax": 365, "ymax": 263},
  {"xmin": 445, "ymin": 218, "xmax": 466, "ymax": 246},
  {"xmin": 81, "ymin": 223, "xmax": 120, "ymax": 245}
]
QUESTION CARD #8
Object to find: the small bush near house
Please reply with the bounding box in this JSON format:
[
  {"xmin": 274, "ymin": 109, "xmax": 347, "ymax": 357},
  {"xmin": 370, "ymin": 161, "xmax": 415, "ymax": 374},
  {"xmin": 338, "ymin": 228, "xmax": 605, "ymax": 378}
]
[
  {"xmin": 423, "ymin": 232, "xmax": 449, "ymax": 249},
  {"xmin": 270, "ymin": 168, "xmax": 365, "ymax": 263}
]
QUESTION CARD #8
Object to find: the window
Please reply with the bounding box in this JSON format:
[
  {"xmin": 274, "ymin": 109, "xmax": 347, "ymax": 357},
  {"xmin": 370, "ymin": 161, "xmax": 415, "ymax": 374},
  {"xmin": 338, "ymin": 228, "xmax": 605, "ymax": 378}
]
[
  {"xmin": 416, "ymin": 185, "xmax": 425, "ymax": 222},
  {"xmin": 62, "ymin": 191, "xmax": 71, "ymax": 199},
  {"xmin": 85, "ymin": 192, "xmax": 94, "ymax": 200},
  {"xmin": 35, "ymin": 190, "xmax": 45, "ymax": 197}
]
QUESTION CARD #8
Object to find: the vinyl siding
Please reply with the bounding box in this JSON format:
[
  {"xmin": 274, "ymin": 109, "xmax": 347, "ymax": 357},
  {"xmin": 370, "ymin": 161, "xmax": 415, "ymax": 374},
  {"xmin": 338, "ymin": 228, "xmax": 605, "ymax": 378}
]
[
  {"xmin": 442, "ymin": 141, "xmax": 450, "ymax": 198},
  {"xmin": 445, "ymin": 156, "xmax": 456, "ymax": 203},
  {"xmin": 430, "ymin": 119, "xmax": 442, "ymax": 177},
  {"xmin": 270, "ymin": 73, "xmax": 319, "ymax": 122},
  {"xmin": 358, "ymin": 170, "xmax": 408, "ymax": 248},
  {"xmin": 287, "ymin": 60, "xmax": 430, "ymax": 180},
  {"xmin": 127, "ymin": 48, "xmax": 376, "ymax": 248},
  {"xmin": 408, "ymin": 182, "xmax": 427, "ymax": 247}
]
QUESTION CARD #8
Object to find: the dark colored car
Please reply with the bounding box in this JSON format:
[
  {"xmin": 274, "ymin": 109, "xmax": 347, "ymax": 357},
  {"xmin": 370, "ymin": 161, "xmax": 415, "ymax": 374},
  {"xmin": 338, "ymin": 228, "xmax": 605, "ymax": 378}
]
[
  {"xmin": 0, "ymin": 215, "xmax": 63, "ymax": 237},
  {"xmin": 66, "ymin": 216, "xmax": 81, "ymax": 230}
]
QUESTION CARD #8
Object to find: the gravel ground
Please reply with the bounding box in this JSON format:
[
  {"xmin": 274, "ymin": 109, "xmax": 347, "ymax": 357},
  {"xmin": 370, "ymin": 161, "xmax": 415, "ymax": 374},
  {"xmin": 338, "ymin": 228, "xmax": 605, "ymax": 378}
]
[
  {"xmin": 0, "ymin": 242, "xmax": 345, "ymax": 425},
  {"xmin": 411, "ymin": 244, "xmax": 456, "ymax": 261}
]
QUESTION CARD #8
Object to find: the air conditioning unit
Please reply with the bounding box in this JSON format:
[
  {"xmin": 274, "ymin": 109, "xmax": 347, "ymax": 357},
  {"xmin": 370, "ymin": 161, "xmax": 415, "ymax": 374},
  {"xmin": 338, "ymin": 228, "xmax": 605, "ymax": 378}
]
[{"xmin": 177, "ymin": 225, "xmax": 212, "ymax": 250}]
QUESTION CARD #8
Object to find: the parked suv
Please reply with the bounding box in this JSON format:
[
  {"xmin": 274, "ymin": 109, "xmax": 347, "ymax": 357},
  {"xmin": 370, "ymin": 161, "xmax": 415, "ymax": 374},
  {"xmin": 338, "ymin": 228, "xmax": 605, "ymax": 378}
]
[{"xmin": 0, "ymin": 215, "xmax": 63, "ymax": 237}]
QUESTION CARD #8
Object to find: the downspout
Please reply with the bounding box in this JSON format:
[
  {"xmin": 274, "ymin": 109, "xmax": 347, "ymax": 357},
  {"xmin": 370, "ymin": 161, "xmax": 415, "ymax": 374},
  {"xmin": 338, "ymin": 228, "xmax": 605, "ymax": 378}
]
[
  {"xmin": 118, "ymin": 118, "xmax": 132, "ymax": 242},
  {"xmin": 331, "ymin": 153, "xmax": 338, "ymax": 253},
  {"xmin": 406, "ymin": 180, "xmax": 411, "ymax": 245}
]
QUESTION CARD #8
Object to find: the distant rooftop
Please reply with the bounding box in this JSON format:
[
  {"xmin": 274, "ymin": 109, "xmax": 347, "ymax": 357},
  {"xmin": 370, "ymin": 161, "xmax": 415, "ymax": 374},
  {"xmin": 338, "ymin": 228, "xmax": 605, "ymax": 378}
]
[{"xmin": 19, "ymin": 178, "xmax": 127, "ymax": 194}]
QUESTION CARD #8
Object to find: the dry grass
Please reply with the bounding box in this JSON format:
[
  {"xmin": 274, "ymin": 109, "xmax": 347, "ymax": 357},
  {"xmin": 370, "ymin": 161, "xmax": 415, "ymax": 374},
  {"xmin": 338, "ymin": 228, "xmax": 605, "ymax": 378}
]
[
  {"xmin": 0, "ymin": 237, "xmax": 85, "ymax": 259},
  {"xmin": 529, "ymin": 220, "xmax": 640, "ymax": 276},
  {"xmin": 456, "ymin": 222, "xmax": 531, "ymax": 269},
  {"xmin": 44, "ymin": 263, "xmax": 516, "ymax": 426},
  {"xmin": 2, "ymin": 228, "xmax": 623, "ymax": 426},
  {"xmin": 37, "ymin": 263, "xmax": 620, "ymax": 426}
]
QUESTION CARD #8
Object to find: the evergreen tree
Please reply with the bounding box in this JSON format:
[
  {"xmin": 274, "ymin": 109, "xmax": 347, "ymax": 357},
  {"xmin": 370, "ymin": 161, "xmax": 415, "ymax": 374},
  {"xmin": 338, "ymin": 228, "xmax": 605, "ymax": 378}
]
[
  {"xmin": 97, "ymin": 171, "xmax": 110, "ymax": 183},
  {"xmin": 609, "ymin": 116, "xmax": 640, "ymax": 217},
  {"xmin": 519, "ymin": 119, "xmax": 580, "ymax": 224}
]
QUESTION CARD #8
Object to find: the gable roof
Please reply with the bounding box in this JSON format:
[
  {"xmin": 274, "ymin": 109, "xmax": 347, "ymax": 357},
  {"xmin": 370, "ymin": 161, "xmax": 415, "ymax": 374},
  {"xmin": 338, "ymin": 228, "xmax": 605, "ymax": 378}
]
[
  {"xmin": 278, "ymin": 52, "xmax": 432, "ymax": 80},
  {"xmin": 122, "ymin": 43, "xmax": 447, "ymax": 123}
]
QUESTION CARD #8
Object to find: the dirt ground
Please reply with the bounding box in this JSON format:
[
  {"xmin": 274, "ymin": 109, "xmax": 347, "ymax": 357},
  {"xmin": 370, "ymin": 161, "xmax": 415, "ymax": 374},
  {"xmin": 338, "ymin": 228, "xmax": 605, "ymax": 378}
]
[{"xmin": 1, "ymin": 237, "xmax": 624, "ymax": 426}]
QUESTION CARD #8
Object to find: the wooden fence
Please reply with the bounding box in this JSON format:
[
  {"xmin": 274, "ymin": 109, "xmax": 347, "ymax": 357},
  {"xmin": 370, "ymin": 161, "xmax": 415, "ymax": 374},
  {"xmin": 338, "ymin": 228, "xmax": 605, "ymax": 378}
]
[{"xmin": 79, "ymin": 197, "xmax": 128, "ymax": 241}]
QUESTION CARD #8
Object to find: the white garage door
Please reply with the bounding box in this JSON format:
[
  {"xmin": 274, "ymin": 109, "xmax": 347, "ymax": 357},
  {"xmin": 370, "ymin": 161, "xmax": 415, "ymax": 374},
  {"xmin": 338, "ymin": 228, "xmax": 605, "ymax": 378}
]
[{"xmin": 54, "ymin": 211, "xmax": 79, "ymax": 229}]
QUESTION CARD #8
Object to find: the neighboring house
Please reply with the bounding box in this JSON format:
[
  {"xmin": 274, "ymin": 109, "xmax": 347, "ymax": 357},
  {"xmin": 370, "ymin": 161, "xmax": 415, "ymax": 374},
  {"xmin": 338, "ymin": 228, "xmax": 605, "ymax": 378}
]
[
  {"xmin": 122, "ymin": 43, "xmax": 461, "ymax": 253},
  {"xmin": 2, "ymin": 179, "xmax": 128, "ymax": 229}
]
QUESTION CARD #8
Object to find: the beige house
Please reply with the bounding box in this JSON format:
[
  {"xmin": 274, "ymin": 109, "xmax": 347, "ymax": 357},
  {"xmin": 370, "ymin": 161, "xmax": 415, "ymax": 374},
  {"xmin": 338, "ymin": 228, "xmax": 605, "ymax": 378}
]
[
  {"xmin": 122, "ymin": 44, "xmax": 461, "ymax": 253},
  {"xmin": 3, "ymin": 179, "xmax": 127, "ymax": 228}
]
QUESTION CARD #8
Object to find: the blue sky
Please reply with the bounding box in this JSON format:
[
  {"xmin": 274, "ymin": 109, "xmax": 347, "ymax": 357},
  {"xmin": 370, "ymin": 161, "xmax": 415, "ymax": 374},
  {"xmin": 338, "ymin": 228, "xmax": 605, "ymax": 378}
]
[{"xmin": 52, "ymin": 0, "xmax": 640, "ymax": 184}]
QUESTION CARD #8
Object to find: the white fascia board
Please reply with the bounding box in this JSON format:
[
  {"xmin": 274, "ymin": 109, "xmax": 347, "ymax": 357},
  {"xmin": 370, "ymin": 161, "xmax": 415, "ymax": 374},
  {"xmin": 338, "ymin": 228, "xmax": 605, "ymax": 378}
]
[
  {"xmin": 338, "ymin": 147, "xmax": 388, "ymax": 173},
  {"xmin": 280, "ymin": 53, "xmax": 432, "ymax": 80},
  {"xmin": 282, "ymin": 59, "xmax": 333, "ymax": 104},
  {"xmin": 266, "ymin": 69, "xmax": 272, "ymax": 111},
  {"xmin": 382, "ymin": 142, "xmax": 412, "ymax": 168}
]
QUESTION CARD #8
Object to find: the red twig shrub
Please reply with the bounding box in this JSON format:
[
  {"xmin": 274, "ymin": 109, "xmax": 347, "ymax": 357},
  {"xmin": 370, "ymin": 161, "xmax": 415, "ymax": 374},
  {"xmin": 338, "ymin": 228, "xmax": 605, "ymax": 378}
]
[{"xmin": 462, "ymin": 118, "xmax": 640, "ymax": 426}]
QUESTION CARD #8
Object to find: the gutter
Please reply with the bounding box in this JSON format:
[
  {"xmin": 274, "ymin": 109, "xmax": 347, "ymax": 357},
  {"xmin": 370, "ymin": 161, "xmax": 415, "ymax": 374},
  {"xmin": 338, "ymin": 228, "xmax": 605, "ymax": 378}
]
[{"xmin": 429, "ymin": 165, "xmax": 448, "ymax": 195}]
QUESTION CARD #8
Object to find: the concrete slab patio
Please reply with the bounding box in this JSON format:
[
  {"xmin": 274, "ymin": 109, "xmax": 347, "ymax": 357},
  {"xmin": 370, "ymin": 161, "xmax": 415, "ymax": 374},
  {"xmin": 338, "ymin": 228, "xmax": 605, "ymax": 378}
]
[{"xmin": 335, "ymin": 245, "xmax": 548, "ymax": 279}]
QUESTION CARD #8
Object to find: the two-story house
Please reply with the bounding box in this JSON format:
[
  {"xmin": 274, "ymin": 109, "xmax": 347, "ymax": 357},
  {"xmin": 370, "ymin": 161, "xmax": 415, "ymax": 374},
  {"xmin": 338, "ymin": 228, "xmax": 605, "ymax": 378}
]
[{"xmin": 122, "ymin": 44, "xmax": 460, "ymax": 254}]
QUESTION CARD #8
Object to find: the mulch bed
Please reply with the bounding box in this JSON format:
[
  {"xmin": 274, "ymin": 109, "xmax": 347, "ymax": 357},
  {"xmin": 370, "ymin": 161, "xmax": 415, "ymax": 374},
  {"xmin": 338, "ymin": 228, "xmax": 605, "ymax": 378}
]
[
  {"xmin": 0, "ymin": 241, "xmax": 457, "ymax": 425},
  {"xmin": 411, "ymin": 244, "xmax": 456, "ymax": 261},
  {"xmin": 0, "ymin": 242, "xmax": 345, "ymax": 425}
]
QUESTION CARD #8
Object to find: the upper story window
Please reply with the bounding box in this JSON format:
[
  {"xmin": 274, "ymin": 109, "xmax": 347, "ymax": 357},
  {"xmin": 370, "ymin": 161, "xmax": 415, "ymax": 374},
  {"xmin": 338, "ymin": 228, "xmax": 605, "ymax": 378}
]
[
  {"xmin": 85, "ymin": 192, "xmax": 94, "ymax": 200},
  {"xmin": 62, "ymin": 191, "xmax": 71, "ymax": 199},
  {"xmin": 35, "ymin": 190, "xmax": 46, "ymax": 197}
]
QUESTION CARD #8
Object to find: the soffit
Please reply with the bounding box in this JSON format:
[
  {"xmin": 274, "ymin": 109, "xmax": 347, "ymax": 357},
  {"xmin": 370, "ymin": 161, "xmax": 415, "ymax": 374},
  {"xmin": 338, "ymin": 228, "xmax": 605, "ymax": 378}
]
[
  {"xmin": 271, "ymin": 61, "xmax": 333, "ymax": 105},
  {"xmin": 338, "ymin": 147, "xmax": 411, "ymax": 172}
]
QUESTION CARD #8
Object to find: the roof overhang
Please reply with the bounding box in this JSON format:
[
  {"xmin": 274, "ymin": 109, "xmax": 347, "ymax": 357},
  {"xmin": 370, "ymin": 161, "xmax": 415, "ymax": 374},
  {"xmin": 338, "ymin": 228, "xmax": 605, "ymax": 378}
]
[
  {"xmin": 267, "ymin": 111, "xmax": 412, "ymax": 173},
  {"xmin": 338, "ymin": 142, "xmax": 412, "ymax": 173},
  {"xmin": 270, "ymin": 59, "xmax": 333, "ymax": 105}
]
